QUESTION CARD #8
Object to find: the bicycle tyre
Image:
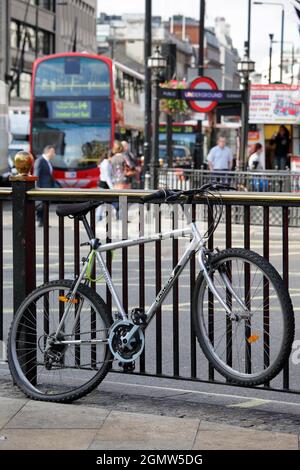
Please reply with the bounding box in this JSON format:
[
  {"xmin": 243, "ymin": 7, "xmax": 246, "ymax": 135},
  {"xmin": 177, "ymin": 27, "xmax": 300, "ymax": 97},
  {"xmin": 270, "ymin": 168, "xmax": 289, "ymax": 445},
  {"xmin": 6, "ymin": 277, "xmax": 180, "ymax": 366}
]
[
  {"xmin": 192, "ymin": 248, "xmax": 295, "ymax": 386},
  {"xmin": 8, "ymin": 280, "xmax": 113, "ymax": 403}
]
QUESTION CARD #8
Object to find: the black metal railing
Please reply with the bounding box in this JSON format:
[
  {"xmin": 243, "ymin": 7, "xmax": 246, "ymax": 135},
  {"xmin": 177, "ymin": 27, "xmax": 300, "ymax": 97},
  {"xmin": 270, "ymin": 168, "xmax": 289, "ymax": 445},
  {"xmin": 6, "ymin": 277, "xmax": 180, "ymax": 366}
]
[
  {"xmin": 158, "ymin": 167, "xmax": 300, "ymax": 192},
  {"xmin": 158, "ymin": 168, "xmax": 300, "ymax": 227},
  {"xmin": 1, "ymin": 183, "xmax": 300, "ymax": 395}
]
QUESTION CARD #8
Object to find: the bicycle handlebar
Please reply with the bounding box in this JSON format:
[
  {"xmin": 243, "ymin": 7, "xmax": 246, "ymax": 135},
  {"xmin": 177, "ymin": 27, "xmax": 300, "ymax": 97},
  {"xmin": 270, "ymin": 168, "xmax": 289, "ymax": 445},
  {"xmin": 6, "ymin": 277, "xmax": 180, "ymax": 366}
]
[{"xmin": 141, "ymin": 183, "xmax": 236, "ymax": 203}]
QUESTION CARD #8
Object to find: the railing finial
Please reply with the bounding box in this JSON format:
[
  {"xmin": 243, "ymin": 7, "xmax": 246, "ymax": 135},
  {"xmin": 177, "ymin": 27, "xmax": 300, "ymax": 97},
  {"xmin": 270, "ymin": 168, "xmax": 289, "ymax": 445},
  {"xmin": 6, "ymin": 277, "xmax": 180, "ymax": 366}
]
[{"xmin": 9, "ymin": 151, "xmax": 38, "ymax": 182}]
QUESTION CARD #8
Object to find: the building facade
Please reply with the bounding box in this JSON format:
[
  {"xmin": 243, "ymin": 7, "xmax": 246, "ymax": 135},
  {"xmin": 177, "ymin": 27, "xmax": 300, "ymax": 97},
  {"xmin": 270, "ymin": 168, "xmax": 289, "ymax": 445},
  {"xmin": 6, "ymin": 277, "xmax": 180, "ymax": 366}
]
[
  {"xmin": 0, "ymin": 0, "xmax": 97, "ymax": 106},
  {"xmin": 97, "ymin": 13, "xmax": 194, "ymax": 79},
  {"xmin": 170, "ymin": 15, "xmax": 240, "ymax": 90},
  {"xmin": 213, "ymin": 17, "xmax": 240, "ymax": 90}
]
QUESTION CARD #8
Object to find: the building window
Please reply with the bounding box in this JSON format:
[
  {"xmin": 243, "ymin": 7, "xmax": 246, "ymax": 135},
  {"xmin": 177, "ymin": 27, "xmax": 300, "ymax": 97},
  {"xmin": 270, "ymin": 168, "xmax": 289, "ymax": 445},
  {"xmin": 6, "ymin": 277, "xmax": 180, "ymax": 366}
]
[
  {"xmin": 35, "ymin": 0, "xmax": 55, "ymax": 11},
  {"xmin": 20, "ymin": 72, "xmax": 32, "ymax": 100},
  {"xmin": 38, "ymin": 30, "xmax": 54, "ymax": 55},
  {"xmin": 10, "ymin": 21, "xmax": 19, "ymax": 49},
  {"xmin": 11, "ymin": 19, "xmax": 54, "ymax": 56},
  {"xmin": 19, "ymin": 25, "xmax": 36, "ymax": 53},
  {"xmin": 9, "ymin": 70, "xmax": 32, "ymax": 100}
]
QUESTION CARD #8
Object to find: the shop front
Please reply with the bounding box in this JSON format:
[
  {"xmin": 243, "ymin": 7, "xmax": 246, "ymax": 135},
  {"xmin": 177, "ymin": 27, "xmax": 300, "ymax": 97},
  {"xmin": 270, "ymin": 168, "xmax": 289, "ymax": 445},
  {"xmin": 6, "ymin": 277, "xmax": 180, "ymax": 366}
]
[{"xmin": 249, "ymin": 84, "xmax": 300, "ymax": 170}]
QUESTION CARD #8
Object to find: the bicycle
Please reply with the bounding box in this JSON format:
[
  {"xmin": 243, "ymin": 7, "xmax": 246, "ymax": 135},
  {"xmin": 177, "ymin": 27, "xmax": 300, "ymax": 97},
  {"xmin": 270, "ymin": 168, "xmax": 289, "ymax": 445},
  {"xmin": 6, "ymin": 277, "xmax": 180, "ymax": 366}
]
[{"xmin": 8, "ymin": 183, "xmax": 295, "ymax": 402}]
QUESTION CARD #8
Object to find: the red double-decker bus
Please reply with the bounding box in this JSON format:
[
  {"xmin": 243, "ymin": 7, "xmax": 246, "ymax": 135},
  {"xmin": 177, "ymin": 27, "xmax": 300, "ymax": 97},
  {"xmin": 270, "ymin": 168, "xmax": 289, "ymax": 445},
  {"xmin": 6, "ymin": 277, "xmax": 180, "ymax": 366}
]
[{"xmin": 30, "ymin": 53, "xmax": 114, "ymax": 188}]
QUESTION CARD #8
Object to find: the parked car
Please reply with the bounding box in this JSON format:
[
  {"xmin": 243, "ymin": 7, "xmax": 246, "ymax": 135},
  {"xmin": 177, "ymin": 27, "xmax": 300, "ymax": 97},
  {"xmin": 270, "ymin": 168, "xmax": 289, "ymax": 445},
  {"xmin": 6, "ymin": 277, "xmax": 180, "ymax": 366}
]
[{"xmin": 158, "ymin": 145, "xmax": 192, "ymax": 168}]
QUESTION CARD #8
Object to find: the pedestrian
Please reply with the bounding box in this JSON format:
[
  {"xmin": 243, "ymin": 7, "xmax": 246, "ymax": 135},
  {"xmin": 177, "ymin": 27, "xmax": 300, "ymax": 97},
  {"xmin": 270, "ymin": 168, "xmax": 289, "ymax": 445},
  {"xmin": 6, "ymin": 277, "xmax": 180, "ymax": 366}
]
[
  {"xmin": 96, "ymin": 151, "xmax": 116, "ymax": 222},
  {"xmin": 121, "ymin": 140, "xmax": 138, "ymax": 188},
  {"xmin": 248, "ymin": 143, "xmax": 268, "ymax": 192},
  {"xmin": 270, "ymin": 125, "xmax": 290, "ymax": 170},
  {"xmin": 111, "ymin": 140, "xmax": 131, "ymax": 190},
  {"xmin": 99, "ymin": 151, "xmax": 113, "ymax": 191},
  {"xmin": 207, "ymin": 136, "xmax": 233, "ymax": 172},
  {"xmin": 248, "ymin": 143, "xmax": 264, "ymax": 170},
  {"xmin": 121, "ymin": 140, "xmax": 137, "ymax": 168},
  {"xmin": 34, "ymin": 145, "xmax": 56, "ymax": 227}
]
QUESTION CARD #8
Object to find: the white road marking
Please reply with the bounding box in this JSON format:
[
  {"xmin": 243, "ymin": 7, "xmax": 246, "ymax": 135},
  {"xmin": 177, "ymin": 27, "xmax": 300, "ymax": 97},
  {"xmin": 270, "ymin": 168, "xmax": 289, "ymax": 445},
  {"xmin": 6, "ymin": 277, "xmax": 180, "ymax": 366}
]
[
  {"xmin": 227, "ymin": 398, "xmax": 270, "ymax": 408},
  {"xmin": 105, "ymin": 380, "xmax": 300, "ymax": 407}
]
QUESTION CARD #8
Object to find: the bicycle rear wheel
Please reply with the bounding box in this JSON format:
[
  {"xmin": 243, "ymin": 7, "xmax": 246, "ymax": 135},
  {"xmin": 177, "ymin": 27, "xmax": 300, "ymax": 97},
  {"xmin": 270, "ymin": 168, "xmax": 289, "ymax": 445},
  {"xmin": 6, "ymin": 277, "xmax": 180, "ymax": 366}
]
[
  {"xmin": 192, "ymin": 248, "xmax": 295, "ymax": 385},
  {"xmin": 8, "ymin": 280, "xmax": 112, "ymax": 402}
]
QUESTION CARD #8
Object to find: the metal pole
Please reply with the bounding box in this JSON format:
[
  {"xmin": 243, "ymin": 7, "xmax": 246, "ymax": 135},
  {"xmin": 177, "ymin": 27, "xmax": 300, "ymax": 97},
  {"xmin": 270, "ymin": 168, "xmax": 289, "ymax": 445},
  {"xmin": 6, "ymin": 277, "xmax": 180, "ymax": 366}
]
[
  {"xmin": 167, "ymin": 114, "xmax": 173, "ymax": 168},
  {"xmin": 162, "ymin": 42, "xmax": 177, "ymax": 168},
  {"xmin": 150, "ymin": 75, "xmax": 160, "ymax": 189},
  {"xmin": 35, "ymin": 3, "xmax": 39, "ymax": 59},
  {"xmin": 194, "ymin": 0, "xmax": 205, "ymax": 169},
  {"xmin": 247, "ymin": 0, "xmax": 251, "ymax": 57},
  {"xmin": 280, "ymin": 6, "xmax": 284, "ymax": 82},
  {"xmin": 291, "ymin": 44, "xmax": 295, "ymax": 85},
  {"xmin": 269, "ymin": 34, "xmax": 274, "ymax": 84},
  {"xmin": 143, "ymin": 0, "xmax": 152, "ymax": 185},
  {"xmin": 240, "ymin": 2, "xmax": 253, "ymax": 170}
]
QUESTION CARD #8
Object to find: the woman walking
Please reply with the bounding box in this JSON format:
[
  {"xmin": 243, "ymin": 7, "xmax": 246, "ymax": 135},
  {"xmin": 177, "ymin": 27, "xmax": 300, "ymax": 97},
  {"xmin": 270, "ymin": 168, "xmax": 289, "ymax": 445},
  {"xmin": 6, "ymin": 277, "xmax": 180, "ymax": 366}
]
[
  {"xmin": 96, "ymin": 151, "xmax": 115, "ymax": 222},
  {"xmin": 111, "ymin": 141, "xmax": 131, "ymax": 190}
]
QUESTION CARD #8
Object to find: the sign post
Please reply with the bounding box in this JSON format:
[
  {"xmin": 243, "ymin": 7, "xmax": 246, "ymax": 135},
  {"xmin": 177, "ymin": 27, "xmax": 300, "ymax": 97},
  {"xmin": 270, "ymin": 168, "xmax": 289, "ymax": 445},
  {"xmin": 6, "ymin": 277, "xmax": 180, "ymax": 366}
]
[{"xmin": 190, "ymin": 76, "xmax": 217, "ymax": 169}]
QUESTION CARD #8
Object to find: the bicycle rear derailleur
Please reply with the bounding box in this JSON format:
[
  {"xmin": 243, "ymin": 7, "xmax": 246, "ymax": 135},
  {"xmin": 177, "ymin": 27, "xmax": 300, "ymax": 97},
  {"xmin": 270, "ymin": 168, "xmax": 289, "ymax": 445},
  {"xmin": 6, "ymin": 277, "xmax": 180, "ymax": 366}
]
[{"xmin": 43, "ymin": 333, "xmax": 67, "ymax": 370}]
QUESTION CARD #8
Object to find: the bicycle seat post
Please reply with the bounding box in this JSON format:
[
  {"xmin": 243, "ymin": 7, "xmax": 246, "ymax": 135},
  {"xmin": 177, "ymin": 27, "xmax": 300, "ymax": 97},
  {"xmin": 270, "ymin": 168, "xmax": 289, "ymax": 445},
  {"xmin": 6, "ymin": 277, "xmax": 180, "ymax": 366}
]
[{"xmin": 80, "ymin": 215, "xmax": 95, "ymax": 241}]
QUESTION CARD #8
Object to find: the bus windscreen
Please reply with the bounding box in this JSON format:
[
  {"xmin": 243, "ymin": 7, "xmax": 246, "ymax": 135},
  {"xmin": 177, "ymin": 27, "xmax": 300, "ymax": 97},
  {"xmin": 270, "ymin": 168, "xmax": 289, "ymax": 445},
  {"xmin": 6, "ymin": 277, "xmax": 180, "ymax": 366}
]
[{"xmin": 32, "ymin": 56, "xmax": 113, "ymax": 172}]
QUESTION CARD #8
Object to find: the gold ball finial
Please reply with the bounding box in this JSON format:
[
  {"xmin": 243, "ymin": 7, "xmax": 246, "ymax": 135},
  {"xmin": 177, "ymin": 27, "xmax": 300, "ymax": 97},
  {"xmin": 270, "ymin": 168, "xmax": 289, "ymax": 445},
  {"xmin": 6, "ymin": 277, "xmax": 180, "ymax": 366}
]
[
  {"xmin": 9, "ymin": 151, "xmax": 37, "ymax": 181},
  {"xmin": 14, "ymin": 151, "xmax": 34, "ymax": 176}
]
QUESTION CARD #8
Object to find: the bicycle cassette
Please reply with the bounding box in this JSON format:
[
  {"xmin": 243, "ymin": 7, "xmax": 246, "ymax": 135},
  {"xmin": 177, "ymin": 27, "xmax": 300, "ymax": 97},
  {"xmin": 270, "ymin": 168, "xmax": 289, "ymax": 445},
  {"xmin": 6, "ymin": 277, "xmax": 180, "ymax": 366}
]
[{"xmin": 108, "ymin": 320, "xmax": 144, "ymax": 363}]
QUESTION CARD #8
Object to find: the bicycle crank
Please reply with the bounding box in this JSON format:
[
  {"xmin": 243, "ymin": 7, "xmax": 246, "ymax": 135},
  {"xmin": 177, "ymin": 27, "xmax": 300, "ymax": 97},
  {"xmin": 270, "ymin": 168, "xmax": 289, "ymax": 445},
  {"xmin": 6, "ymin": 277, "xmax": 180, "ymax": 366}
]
[{"xmin": 108, "ymin": 320, "xmax": 144, "ymax": 363}]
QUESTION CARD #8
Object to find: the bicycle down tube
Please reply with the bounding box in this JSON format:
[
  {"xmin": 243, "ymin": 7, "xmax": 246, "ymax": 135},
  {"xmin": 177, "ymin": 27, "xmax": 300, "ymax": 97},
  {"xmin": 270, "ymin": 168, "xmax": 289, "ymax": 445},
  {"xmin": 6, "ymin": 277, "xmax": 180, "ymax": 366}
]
[{"xmin": 92, "ymin": 222, "xmax": 238, "ymax": 328}]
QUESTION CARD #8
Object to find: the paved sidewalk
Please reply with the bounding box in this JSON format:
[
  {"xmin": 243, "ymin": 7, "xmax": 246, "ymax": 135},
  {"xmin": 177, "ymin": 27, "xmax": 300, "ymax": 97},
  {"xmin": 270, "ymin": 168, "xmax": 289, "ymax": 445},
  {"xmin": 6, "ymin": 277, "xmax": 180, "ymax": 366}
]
[{"xmin": 0, "ymin": 395, "xmax": 299, "ymax": 450}]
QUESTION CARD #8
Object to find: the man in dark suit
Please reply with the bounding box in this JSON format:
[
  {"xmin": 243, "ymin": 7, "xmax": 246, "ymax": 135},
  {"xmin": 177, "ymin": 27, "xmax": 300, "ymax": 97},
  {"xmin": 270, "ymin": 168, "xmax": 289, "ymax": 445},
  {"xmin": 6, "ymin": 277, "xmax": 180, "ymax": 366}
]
[{"xmin": 34, "ymin": 145, "xmax": 56, "ymax": 226}]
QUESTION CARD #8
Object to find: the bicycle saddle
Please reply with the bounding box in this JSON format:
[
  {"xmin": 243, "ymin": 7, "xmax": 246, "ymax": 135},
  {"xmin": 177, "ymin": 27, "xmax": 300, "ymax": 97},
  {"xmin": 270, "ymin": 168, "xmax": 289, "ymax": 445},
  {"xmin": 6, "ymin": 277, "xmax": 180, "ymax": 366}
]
[{"xmin": 56, "ymin": 201, "xmax": 100, "ymax": 218}]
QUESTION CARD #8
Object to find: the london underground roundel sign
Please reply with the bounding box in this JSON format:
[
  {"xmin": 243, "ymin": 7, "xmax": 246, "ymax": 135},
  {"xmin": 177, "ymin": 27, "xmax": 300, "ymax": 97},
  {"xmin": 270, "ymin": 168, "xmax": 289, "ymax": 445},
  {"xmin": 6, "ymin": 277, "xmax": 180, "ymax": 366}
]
[{"xmin": 188, "ymin": 77, "xmax": 218, "ymax": 113}]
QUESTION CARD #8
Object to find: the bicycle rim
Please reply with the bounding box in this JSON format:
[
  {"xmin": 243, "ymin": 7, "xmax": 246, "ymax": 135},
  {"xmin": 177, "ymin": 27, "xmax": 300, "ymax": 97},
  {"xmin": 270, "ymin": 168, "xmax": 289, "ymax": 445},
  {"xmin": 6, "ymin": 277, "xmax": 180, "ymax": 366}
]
[
  {"xmin": 9, "ymin": 282, "xmax": 111, "ymax": 400},
  {"xmin": 195, "ymin": 253, "xmax": 291, "ymax": 383}
]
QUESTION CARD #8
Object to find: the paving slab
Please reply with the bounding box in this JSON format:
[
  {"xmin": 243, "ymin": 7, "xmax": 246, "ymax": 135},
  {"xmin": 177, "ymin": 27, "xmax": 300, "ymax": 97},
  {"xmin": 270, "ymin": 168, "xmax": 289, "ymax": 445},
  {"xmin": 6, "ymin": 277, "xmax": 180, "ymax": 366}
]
[
  {"xmin": 0, "ymin": 429, "xmax": 97, "ymax": 450},
  {"xmin": 5, "ymin": 400, "xmax": 110, "ymax": 430},
  {"xmin": 89, "ymin": 411, "xmax": 200, "ymax": 450},
  {"xmin": 0, "ymin": 397, "xmax": 27, "ymax": 429},
  {"xmin": 193, "ymin": 420, "xmax": 299, "ymax": 450}
]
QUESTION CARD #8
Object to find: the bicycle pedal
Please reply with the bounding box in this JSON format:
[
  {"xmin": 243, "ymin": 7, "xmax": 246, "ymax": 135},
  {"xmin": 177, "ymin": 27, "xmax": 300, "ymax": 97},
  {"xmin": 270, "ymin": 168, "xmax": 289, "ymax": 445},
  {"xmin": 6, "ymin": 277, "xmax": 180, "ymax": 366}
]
[{"xmin": 118, "ymin": 361, "xmax": 135, "ymax": 373}]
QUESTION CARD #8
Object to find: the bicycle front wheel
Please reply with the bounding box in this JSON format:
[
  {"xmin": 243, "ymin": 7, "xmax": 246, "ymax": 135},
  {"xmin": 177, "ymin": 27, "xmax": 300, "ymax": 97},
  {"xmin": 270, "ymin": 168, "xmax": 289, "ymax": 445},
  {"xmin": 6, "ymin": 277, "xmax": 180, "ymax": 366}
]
[
  {"xmin": 8, "ymin": 280, "xmax": 112, "ymax": 402},
  {"xmin": 192, "ymin": 248, "xmax": 295, "ymax": 385}
]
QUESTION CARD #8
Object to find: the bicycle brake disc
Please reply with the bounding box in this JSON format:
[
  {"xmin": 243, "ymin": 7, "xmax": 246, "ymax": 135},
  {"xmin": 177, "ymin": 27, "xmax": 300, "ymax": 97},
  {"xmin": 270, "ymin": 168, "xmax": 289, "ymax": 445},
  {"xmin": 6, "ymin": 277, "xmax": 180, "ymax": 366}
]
[{"xmin": 108, "ymin": 320, "xmax": 144, "ymax": 363}]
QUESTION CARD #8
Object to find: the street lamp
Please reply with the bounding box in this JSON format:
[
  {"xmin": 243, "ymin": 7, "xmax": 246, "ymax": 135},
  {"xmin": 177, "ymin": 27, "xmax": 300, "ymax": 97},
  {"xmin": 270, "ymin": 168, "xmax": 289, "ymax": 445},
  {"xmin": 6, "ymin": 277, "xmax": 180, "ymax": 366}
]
[
  {"xmin": 194, "ymin": 0, "xmax": 206, "ymax": 170},
  {"xmin": 148, "ymin": 46, "xmax": 167, "ymax": 189},
  {"xmin": 269, "ymin": 33, "xmax": 274, "ymax": 84},
  {"xmin": 237, "ymin": 48, "xmax": 255, "ymax": 169},
  {"xmin": 254, "ymin": 2, "xmax": 285, "ymax": 82}
]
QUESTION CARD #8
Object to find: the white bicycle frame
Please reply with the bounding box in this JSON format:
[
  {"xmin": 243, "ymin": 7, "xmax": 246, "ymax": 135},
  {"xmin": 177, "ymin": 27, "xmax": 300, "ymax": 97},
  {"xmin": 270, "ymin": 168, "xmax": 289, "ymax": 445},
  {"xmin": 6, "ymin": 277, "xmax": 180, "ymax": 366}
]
[{"xmin": 54, "ymin": 219, "xmax": 249, "ymax": 344}]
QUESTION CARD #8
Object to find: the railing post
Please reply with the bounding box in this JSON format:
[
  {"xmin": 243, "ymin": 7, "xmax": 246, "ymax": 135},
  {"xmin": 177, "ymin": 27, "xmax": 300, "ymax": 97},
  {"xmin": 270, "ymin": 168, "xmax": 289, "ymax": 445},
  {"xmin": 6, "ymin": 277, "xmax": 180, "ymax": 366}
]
[
  {"xmin": 10, "ymin": 152, "xmax": 38, "ymax": 384},
  {"xmin": 11, "ymin": 179, "xmax": 37, "ymax": 313},
  {"xmin": 10, "ymin": 153, "xmax": 37, "ymax": 313}
]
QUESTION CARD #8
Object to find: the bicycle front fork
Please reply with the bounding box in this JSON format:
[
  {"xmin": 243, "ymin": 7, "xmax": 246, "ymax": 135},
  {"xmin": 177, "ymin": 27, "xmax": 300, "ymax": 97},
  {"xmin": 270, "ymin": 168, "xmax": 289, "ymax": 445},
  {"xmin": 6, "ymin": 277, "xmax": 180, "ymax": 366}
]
[{"xmin": 197, "ymin": 249, "xmax": 249, "ymax": 320}]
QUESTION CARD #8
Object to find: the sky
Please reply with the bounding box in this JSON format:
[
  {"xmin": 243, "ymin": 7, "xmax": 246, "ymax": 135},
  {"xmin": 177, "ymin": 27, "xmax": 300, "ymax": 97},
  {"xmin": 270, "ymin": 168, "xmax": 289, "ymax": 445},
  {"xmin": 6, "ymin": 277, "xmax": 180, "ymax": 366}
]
[{"xmin": 97, "ymin": 0, "xmax": 300, "ymax": 79}]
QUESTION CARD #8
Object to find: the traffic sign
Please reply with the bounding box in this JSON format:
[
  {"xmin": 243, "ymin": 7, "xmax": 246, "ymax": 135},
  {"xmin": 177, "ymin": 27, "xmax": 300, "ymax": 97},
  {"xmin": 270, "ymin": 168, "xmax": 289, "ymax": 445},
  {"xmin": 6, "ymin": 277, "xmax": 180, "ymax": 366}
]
[
  {"xmin": 188, "ymin": 77, "xmax": 218, "ymax": 113},
  {"xmin": 158, "ymin": 87, "xmax": 245, "ymax": 102}
]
